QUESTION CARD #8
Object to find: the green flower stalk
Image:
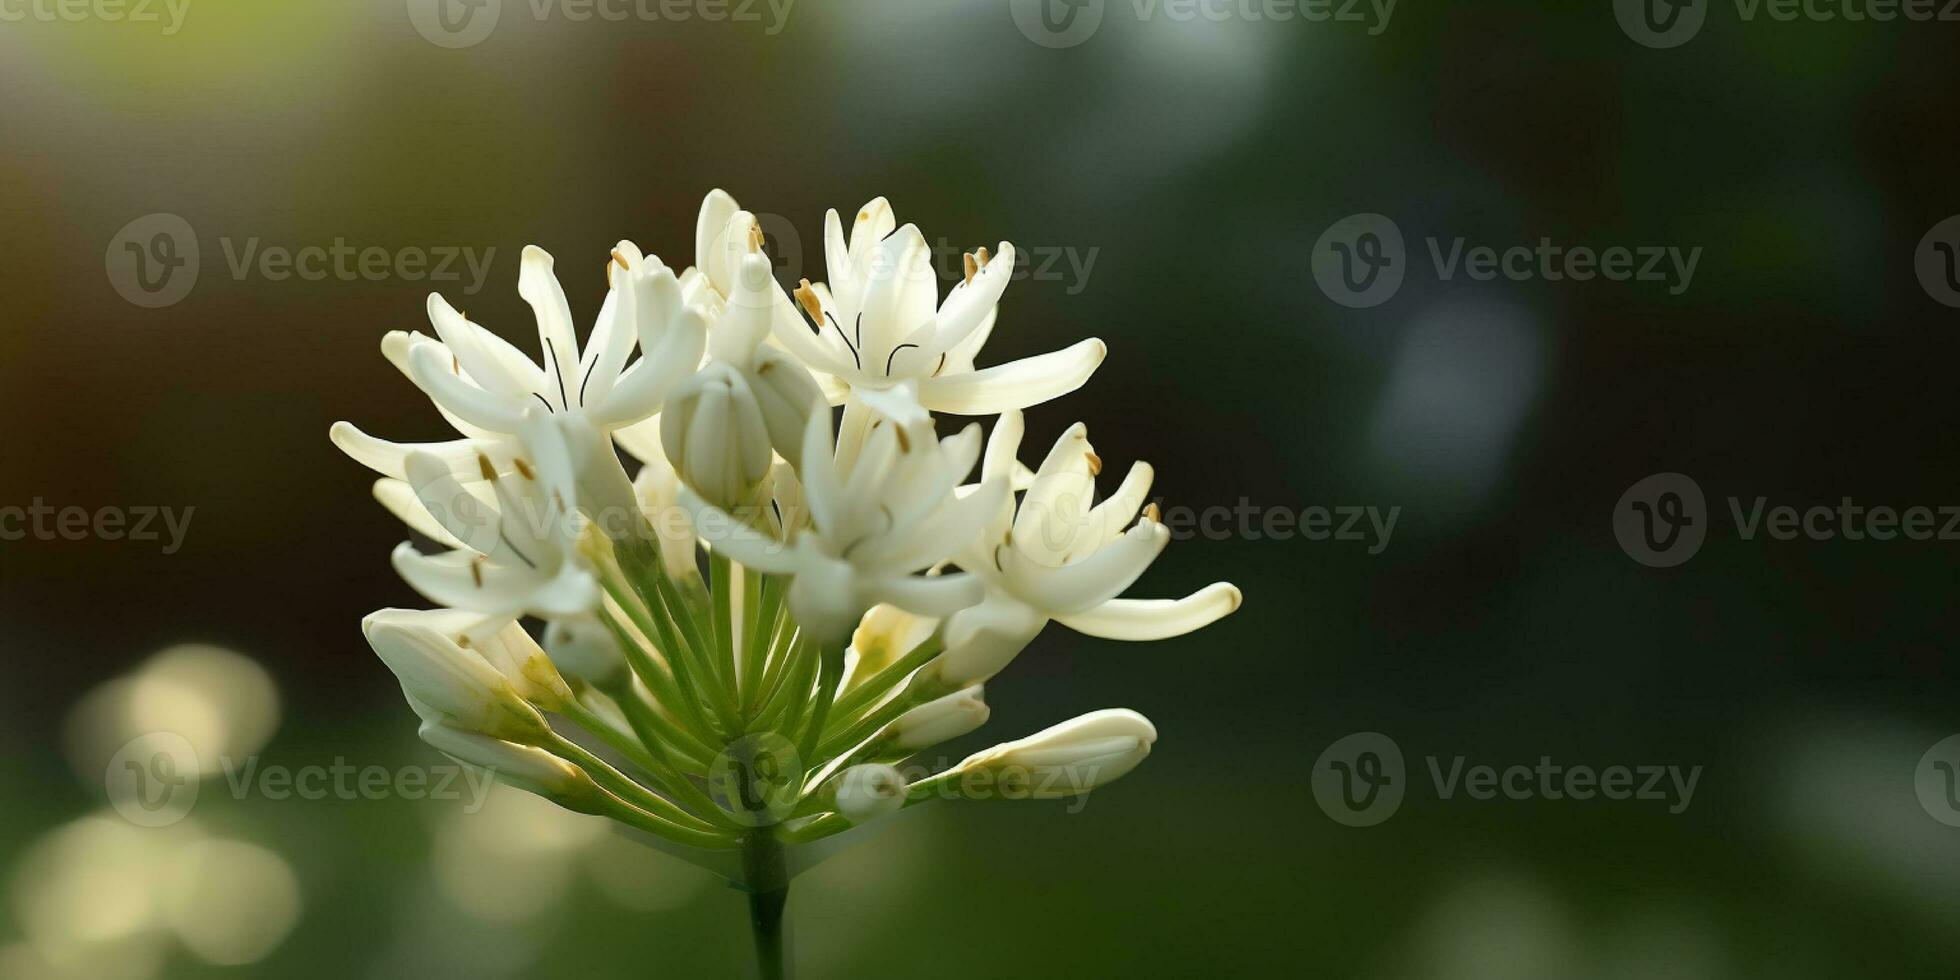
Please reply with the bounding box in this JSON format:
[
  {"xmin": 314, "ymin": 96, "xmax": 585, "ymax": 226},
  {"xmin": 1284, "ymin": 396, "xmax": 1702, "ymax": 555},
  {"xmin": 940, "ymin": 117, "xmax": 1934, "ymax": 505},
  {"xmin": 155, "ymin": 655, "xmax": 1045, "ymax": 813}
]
[{"xmin": 336, "ymin": 190, "xmax": 1242, "ymax": 978}]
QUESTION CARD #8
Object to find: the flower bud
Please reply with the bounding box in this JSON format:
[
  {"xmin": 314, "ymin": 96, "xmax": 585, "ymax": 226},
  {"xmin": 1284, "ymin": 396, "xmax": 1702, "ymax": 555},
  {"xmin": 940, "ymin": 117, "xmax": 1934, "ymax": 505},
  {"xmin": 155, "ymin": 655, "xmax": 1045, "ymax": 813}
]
[
  {"xmin": 748, "ymin": 348, "xmax": 824, "ymax": 470},
  {"xmin": 661, "ymin": 364, "xmax": 773, "ymax": 510},
  {"xmin": 882, "ymin": 686, "xmax": 988, "ymax": 752},
  {"xmin": 543, "ymin": 614, "xmax": 628, "ymax": 688},
  {"xmin": 954, "ymin": 709, "xmax": 1156, "ymax": 799},
  {"xmin": 417, "ymin": 720, "xmax": 602, "ymax": 811},
  {"xmin": 363, "ymin": 610, "xmax": 550, "ymax": 744},
  {"xmin": 830, "ymin": 764, "xmax": 908, "ymax": 824}
]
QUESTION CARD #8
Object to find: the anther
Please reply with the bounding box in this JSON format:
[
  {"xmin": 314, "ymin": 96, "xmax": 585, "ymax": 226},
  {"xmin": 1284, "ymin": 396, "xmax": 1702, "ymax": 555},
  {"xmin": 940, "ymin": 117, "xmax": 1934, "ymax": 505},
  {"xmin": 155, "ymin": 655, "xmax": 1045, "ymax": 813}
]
[
  {"xmin": 1085, "ymin": 452, "xmax": 1102, "ymax": 476},
  {"xmin": 1142, "ymin": 503, "xmax": 1161, "ymax": 524},
  {"xmin": 794, "ymin": 278, "xmax": 823, "ymax": 325},
  {"xmin": 963, "ymin": 252, "xmax": 978, "ymax": 284},
  {"xmin": 512, "ymin": 458, "xmax": 536, "ymax": 481},
  {"xmin": 477, "ymin": 454, "xmax": 498, "ymax": 482}
]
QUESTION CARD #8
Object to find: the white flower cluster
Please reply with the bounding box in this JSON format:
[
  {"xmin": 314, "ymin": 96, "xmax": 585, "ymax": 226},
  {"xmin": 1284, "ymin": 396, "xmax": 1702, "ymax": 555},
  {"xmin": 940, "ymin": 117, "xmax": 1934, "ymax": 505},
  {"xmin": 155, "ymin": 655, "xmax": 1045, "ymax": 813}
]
[{"xmin": 334, "ymin": 190, "xmax": 1241, "ymax": 859}]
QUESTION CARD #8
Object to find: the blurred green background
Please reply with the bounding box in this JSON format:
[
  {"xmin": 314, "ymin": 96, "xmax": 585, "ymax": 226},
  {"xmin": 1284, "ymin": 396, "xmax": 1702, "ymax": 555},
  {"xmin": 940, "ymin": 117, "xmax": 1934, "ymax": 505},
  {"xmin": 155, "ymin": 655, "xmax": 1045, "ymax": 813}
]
[{"xmin": 3, "ymin": 0, "xmax": 1960, "ymax": 976}]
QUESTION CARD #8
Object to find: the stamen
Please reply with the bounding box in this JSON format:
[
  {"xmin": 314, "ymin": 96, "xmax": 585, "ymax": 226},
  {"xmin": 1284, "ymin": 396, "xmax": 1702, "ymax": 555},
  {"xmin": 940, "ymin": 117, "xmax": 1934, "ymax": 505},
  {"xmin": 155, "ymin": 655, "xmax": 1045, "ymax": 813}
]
[
  {"xmin": 1085, "ymin": 452, "xmax": 1103, "ymax": 476},
  {"xmin": 747, "ymin": 221, "xmax": 765, "ymax": 253},
  {"xmin": 794, "ymin": 279, "xmax": 823, "ymax": 326},
  {"xmin": 477, "ymin": 454, "xmax": 498, "ymax": 482},
  {"xmin": 895, "ymin": 425, "xmax": 911, "ymax": 453},
  {"xmin": 608, "ymin": 248, "xmax": 629, "ymax": 287},
  {"xmin": 1142, "ymin": 503, "xmax": 1161, "ymax": 524},
  {"xmin": 976, "ymin": 246, "xmax": 991, "ymax": 267},
  {"xmin": 512, "ymin": 458, "xmax": 536, "ymax": 481},
  {"xmin": 470, "ymin": 559, "xmax": 484, "ymax": 588},
  {"xmin": 963, "ymin": 253, "xmax": 978, "ymax": 284}
]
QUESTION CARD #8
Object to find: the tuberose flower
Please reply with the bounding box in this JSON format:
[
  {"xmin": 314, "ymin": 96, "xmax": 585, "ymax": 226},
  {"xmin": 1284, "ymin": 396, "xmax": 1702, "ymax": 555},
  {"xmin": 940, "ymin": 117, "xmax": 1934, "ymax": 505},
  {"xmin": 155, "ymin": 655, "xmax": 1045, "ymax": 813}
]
[
  {"xmin": 688, "ymin": 402, "xmax": 1005, "ymax": 644},
  {"xmin": 389, "ymin": 409, "xmax": 600, "ymax": 620},
  {"xmin": 771, "ymin": 197, "xmax": 1106, "ymax": 425},
  {"xmin": 941, "ymin": 410, "xmax": 1241, "ymax": 677}
]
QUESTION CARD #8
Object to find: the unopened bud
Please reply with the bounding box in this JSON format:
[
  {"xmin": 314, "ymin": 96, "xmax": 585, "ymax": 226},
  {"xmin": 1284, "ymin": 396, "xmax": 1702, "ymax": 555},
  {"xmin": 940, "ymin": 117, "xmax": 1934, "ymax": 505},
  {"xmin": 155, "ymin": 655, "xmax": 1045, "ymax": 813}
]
[
  {"xmin": 831, "ymin": 764, "xmax": 908, "ymax": 824},
  {"xmin": 417, "ymin": 721, "xmax": 601, "ymax": 811},
  {"xmin": 953, "ymin": 709, "xmax": 1156, "ymax": 799},
  {"xmin": 364, "ymin": 610, "xmax": 548, "ymax": 744},
  {"xmin": 883, "ymin": 686, "xmax": 989, "ymax": 752},
  {"xmin": 661, "ymin": 364, "xmax": 773, "ymax": 510}
]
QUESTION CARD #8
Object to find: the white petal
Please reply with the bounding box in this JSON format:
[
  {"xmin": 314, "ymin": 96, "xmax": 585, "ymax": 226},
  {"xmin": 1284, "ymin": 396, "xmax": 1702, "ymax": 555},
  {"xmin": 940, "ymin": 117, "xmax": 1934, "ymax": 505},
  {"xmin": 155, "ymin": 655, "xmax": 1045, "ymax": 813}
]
[
  {"xmin": 873, "ymin": 571, "xmax": 984, "ymax": 620},
  {"xmin": 374, "ymin": 478, "xmax": 468, "ymax": 549},
  {"xmin": 915, "ymin": 338, "xmax": 1107, "ymax": 415},
  {"xmin": 678, "ymin": 488, "xmax": 802, "ymax": 575},
  {"xmin": 856, "ymin": 224, "xmax": 936, "ymax": 365},
  {"xmin": 403, "ymin": 453, "xmax": 503, "ymax": 556},
  {"xmin": 1052, "ymin": 583, "xmax": 1242, "ymax": 641},
  {"xmin": 518, "ymin": 245, "xmax": 580, "ymax": 410},
  {"xmin": 982, "ymin": 410, "xmax": 1025, "ymax": 485},
  {"xmin": 409, "ymin": 341, "xmax": 526, "ymax": 433},
  {"xmin": 426, "ymin": 293, "xmax": 547, "ymax": 402},
  {"xmin": 850, "ymin": 380, "xmax": 929, "ymax": 428},
  {"xmin": 931, "ymin": 241, "xmax": 1014, "ymax": 355},
  {"xmin": 331, "ymin": 421, "xmax": 511, "ymax": 481},
  {"xmin": 999, "ymin": 522, "xmax": 1170, "ymax": 614},
  {"xmin": 694, "ymin": 189, "xmax": 741, "ymax": 281},
  {"xmin": 593, "ymin": 299, "xmax": 706, "ymax": 429}
]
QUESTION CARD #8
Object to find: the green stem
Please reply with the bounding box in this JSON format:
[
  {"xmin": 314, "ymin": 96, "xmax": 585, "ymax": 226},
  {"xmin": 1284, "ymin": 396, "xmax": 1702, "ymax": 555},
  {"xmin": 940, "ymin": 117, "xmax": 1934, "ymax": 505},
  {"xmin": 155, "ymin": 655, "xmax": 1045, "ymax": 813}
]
[
  {"xmin": 829, "ymin": 635, "xmax": 944, "ymax": 724},
  {"xmin": 742, "ymin": 830, "xmax": 791, "ymax": 980}
]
